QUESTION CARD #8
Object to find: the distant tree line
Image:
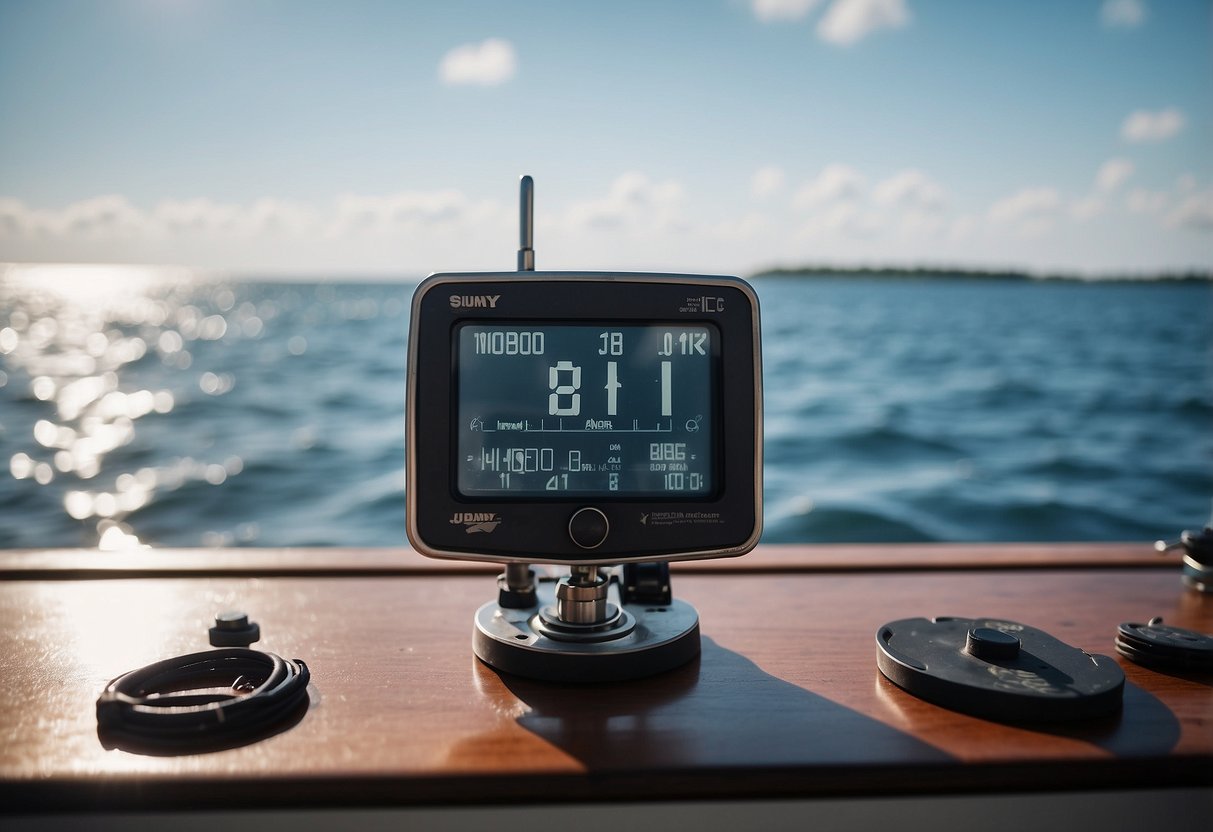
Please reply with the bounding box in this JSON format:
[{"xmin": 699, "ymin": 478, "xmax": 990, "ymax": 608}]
[{"xmin": 749, "ymin": 265, "xmax": 1212, "ymax": 283}]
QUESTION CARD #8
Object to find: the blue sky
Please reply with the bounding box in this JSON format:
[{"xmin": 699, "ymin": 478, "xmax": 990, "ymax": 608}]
[{"xmin": 1, "ymin": 0, "xmax": 1210, "ymax": 276}]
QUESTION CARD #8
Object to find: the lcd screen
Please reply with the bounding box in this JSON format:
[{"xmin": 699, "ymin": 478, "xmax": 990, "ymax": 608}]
[{"xmin": 455, "ymin": 323, "xmax": 717, "ymax": 497}]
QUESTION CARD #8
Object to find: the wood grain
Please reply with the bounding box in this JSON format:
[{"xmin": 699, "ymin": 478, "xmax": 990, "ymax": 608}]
[
  {"xmin": 0, "ymin": 550, "xmax": 1209, "ymax": 811},
  {"xmin": 0, "ymin": 541, "xmax": 1178, "ymax": 580}
]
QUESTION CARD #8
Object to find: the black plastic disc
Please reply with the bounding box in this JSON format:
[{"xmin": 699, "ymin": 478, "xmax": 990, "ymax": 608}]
[
  {"xmin": 473, "ymin": 594, "xmax": 700, "ymax": 683},
  {"xmin": 876, "ymin": 616, "xmax": 1124, "ymax": 722},
  {"xmin": 1116, "ymin": 619, "xmax": 1213, "ymax": 673}
]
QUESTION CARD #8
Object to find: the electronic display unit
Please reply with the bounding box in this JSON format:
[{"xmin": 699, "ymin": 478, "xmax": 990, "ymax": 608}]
[
  {"xmin": 406, "ymin": 272, "xmax": 762, "ymax": 566},
  {"xmin": 455, "ymin": 321, "xmax": 717, "ymax": 499}
]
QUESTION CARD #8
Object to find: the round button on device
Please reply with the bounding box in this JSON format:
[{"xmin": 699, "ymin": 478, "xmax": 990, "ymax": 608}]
[
  {"xmin": 569, "ymin": 507, "xmax": 609, "ymax": 549},
  {"xmin": 965, "ymin": 626, "xmax": 1021, "ymax": 661}
]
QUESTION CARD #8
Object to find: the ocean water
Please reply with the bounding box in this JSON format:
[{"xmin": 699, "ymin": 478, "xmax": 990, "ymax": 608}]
[{"xmin": 1, "ymin": 267, "xmax": 1210, "ymax": 549}]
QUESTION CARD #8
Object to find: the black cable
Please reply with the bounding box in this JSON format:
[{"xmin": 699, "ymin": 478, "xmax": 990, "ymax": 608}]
[{"xmin": 97, "ymin": 648, "xmax": 309, "ymax": 750}]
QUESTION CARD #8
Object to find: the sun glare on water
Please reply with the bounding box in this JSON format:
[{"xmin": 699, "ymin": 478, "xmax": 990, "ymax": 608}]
[
  {"xmin": 2, "ymin": 263, "xmax": 185, "ymax": 303},
  {"xmin": 0, "ymin": 263, "xmax": 237, "ymax": 549}
]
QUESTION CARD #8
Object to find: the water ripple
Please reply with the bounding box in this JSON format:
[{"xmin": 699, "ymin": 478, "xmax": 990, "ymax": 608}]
[{"xmin": 2, "ymin": 268, "xmax": 1210, "ymax": 547}]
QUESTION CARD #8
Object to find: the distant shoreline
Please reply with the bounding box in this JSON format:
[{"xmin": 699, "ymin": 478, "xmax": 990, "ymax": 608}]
[
  {"xmin": 749, "ymin": 265, "xmax": 1213, "ymax": 283},
  {"xmin": 3, "ymin": 262, "xmax": 1211, "ymax": 285}
]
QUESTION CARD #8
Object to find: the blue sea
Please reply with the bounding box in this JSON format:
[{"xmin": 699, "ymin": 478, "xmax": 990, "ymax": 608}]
[{"xmin": 1, "ymin": 267, "xmax": 1210, "ymax": 549}]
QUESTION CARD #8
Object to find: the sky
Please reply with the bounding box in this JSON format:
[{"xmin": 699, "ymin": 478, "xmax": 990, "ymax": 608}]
[{"xmin": 0, "ymin": 0, "xmax": 1210, "ymax": 277}]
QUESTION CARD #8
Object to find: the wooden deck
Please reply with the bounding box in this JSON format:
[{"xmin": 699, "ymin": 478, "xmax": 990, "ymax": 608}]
[{"xmin": 0, "ymin": 543, "xmax": 1209, "ymax": 821}]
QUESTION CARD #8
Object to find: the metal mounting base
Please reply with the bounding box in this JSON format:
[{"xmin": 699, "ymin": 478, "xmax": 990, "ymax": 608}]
[{"xmin": 472, "ymin": 579, "xmax": 700, "ymax": 683}]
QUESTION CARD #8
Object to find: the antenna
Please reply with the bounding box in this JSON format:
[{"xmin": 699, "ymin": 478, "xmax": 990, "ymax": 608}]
[
  {"xmin": 506, "ymin": 174, "xmax": 537, "ymax": 601},
  {"xmin": 517, "ymin": 175, "xmax": 535, "ymax": 272}
]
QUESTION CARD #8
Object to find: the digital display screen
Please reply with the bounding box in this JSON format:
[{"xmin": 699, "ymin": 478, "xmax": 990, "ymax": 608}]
[{"xmin": 456, "ymin": 323, "xmax": 717, "ymax": 497}]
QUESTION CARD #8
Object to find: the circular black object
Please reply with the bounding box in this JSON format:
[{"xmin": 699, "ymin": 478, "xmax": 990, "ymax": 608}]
[
  {"xmin": 1116, "ymin": 618, "xmax": 1213, "ymax": 673},
  {"xmin": 876, "ymin": 616, "xmax": 1124, "ymax": 722},
  {"xmin": 966, "ymin": 626, "xmax": 1021, "ymax": 660},
  {"xmin": 97, "ymin": 648, "xmax": 309, "ymax": 751},
  {"xmin": 1179, "ymin": 526, "xmax": 1213, "ymax": 566},
  {"xmin": 568, "ymin": 507, "xmax": 609, "ymax": 549},
  {"xmin": 474, "ymin": 589, "xmax": 700, "ymax": 683},
  {"xmin": 208, "ymin": 610, "xmax": 260, "ymax": 647}
]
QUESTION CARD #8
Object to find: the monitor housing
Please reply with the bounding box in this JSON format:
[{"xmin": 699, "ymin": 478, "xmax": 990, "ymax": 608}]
[{"xmin": 406, "ymin": 271, "xmax": 762, "ymax": 566}]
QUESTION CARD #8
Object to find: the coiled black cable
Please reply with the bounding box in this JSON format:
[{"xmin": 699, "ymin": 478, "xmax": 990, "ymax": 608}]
[{"xmin": 97, "ymin": 648, "xmax": 310, "ymax": 751}]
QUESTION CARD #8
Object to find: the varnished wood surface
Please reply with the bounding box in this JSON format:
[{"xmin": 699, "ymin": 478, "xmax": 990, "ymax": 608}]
[
  {"xmin": 0, "ymin": 541, "xmax": 1178, "ymax": 580},
  {"xmin": 0, "ymin": 547, "xmax": 1209, "ymax": 812}
]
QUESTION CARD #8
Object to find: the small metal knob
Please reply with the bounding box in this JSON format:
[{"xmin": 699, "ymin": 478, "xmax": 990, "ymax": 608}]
[
  {"xmin": 965, "ymin": 627, "xmax": 1021, "ymax": 661},
  {"xmin": 209, "ymin": 610, "xmax": 261, "ymax": 647},
  {"xmin": 556, "ymin": 569, "xmax": 609, "ymax": 625}
]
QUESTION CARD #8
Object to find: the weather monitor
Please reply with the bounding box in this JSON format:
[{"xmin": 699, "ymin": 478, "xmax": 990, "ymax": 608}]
[{"xmin": 406, "ymin": 177, "xmax": 762, "ymax": 681}]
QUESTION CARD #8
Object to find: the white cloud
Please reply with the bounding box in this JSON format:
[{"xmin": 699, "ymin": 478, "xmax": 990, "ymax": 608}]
[
  {"xmin": 948, "ymin": 214, "xmax": 978, "ymax": 240},
  {"xmin": 0, "ymin": 194, "xmax": 329, "ymax": 241},
  {"xmin": 817, "ymin": 0, "xmax": 910, "ymax": 46},
  {"xmin": 58, "ymin": 195, "xmax": 146, "ymax": 237},
  {"xmin": 799, "ymin": 203, "xmax": 883, "ymax": 237},
  {"xmin": 1166, "ymin": 189, "xmax": 1213, "ymax": 231},
  {"xmin": 751, "ymin": 0, "xmax": 823, "ymax": 22},
  {"xmin": 243, "ymin": 198, "xmax": 319, "ymax": 236},
  {"xmin": 0, "ymin": 198, "xmax": 39, "ymax": 236},
  {"xmin": 792, "ymin": 164, "xmax": 865, "ymax": 209},
  {"xmin": 6, "ymin": 172, "xmax": 1207, "ymax": 276},
  {"xmin": 872, "ymin": 169, "xmax": 946, "ymax": 211},
  {"xmin": 750, "ymin": 166, "xmax": 786, "ymax": 199},
  {"xmin": 563, "ymin": 172, "xmax": 685, "ymax": 232},
  {"xmin": 152, "ymin": 197, "xmax": 318, "ymax": 237},
  {"xmin": 895, "ymin": 209, "xmax": 946, "ymax": 236},
  {"xmin": 712, "ymin": 213, "xmax": 770, "ymax": 241},
  {"xmin": 988, "ymin": 188, "xmax": 1061, "ymax": 224},
  {"xmin": 1121, "ymin": 107, "xmax": 1185, "ymax": 143},
  {"xmin": 1067, "ymin": 159, "xmax": 1134, "ymax": 222},
  {"xmin": 0, "ymin": 195, "xmax": 152, "ymax": 238},
  {"xmin": 154, "ymin": 198, "xmax": 243, "ymax": 234},
  {"xmin": 0, "ymin": 189, "xmax": 520, "ymax": 273},
  {"xmin": 1125, "ymin": 188, "xmax": 1169, "ymax": 215},
  {"xmin": 328, "ymin": 189, "xmax": 499, "ymax": 237},
  {"xmin": 0, "ymin": 189, "xmax": 502, "ymax": 244},
  {"xmin": 439, "ymin": 38, "xmax": 517, "ymax": 86},
  {"xmin": 1100, "ymin": 0, "xmax": 1147, "ymax": 28},
  {"xmin": 1095, "ymin": 158, "xmax": 1134, "ymax": 193},
  {"xmin": 1070, "ymin": 197, "xmax": 1105, "ymax": 221}
]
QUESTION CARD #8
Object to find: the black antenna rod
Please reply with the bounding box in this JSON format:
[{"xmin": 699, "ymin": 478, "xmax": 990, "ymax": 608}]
[
  {"xmin": 517, "ymin": 175, "xmax": 535, "ymax": 272},
  {"xmin": 507, "ymin": 176, "xmax": 537, "ymax": 600}
]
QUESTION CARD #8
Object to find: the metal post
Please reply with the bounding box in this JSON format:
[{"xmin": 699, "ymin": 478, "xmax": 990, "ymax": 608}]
[
  {"xmin": 506, "ymin": 174, "xmax": 535, "ymax": 595},
  {"xmin": 517, "ymin": 175, "xmax": 535, "ymax": 272}
]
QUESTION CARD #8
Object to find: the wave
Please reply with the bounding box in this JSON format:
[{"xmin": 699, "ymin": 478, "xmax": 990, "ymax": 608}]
[
  {"xmin": 764, "ymin": 501, "xmax": 937, "ymax": 543},
  {"xmin": 765, "ymin": 423, "xmax": 964, "ymax": 468},
  {"xmin": 4, "ymin": 276, "xmax": 1211, "ymax": 547}
]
